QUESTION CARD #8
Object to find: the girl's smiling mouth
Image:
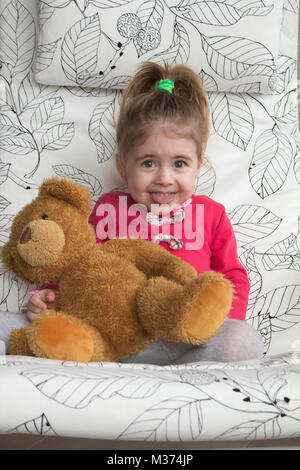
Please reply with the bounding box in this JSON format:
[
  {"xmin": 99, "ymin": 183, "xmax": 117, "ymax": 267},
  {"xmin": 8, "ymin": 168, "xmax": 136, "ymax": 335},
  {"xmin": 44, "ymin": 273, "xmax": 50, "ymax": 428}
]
[{"xmin": 149, "ymin": 192, "xmax": 176, "ymax": 205}]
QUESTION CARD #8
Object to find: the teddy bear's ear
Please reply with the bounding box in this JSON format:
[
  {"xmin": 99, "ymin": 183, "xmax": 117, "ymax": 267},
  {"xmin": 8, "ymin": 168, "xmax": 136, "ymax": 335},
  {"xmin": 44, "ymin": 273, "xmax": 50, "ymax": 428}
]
[{"xmin": 39, "ymin": 177, "xmax": 92, "ymax": 216}]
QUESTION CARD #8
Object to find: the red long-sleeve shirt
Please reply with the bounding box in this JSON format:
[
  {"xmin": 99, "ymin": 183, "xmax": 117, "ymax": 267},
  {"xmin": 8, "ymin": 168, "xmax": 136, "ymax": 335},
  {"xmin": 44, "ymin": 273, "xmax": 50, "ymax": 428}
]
[{"xmin": 88, "ymin": 192, "xmax": 249, "ymax": 320}]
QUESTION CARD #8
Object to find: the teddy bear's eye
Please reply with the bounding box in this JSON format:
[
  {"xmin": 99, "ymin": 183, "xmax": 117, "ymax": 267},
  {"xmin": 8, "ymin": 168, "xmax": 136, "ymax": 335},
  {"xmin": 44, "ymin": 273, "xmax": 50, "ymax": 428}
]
[{"xmin": 41, "ymin": 214, "xmax": 49, "ymax": 220}]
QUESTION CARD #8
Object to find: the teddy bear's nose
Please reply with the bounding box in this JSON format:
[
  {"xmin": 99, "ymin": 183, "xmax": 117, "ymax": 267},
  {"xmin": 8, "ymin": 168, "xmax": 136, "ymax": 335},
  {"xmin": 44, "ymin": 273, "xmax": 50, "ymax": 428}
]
[{"xmin": 19, "ymin": 227, "xmax": 31, "ymax": 244}]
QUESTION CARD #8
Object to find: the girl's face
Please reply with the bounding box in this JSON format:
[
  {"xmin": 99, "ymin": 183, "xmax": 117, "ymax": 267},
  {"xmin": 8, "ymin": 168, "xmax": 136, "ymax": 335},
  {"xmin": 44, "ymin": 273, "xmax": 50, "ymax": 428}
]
[{"xmin": 117, "ymin": 126, "xmax": 201, "ymax": 214}]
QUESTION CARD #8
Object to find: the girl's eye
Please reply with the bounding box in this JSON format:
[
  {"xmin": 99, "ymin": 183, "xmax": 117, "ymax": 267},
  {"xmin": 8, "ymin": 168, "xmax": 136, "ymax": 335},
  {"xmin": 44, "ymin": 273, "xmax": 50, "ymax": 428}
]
[
  {"xmin": 174, "ymin": 160, "xmax": 187, "ymax": 169},
  {"xmin": 141, "ymin": 160, "xmax": 155, "ymax": 168}
]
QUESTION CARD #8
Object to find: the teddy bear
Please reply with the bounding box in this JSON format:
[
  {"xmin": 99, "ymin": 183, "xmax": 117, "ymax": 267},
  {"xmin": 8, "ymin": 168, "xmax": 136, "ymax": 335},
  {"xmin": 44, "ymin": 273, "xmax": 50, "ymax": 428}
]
[{"xmin": 1, "ymin": 177, "xmax": 234, "ymax": 363}]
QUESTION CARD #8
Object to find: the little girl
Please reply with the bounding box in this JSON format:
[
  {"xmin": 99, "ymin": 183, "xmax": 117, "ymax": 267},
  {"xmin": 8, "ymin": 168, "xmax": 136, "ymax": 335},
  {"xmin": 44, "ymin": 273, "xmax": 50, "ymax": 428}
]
[{"xmin": 0, "ymin": 62, "xmax": 263, "ymax": 363}]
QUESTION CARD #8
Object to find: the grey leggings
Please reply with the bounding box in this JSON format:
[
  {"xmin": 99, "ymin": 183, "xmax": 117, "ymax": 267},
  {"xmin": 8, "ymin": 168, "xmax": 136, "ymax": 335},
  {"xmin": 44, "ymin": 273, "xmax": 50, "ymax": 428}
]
[{"xmin": 0, "ymin": 310, "xmax": 264, "ymax": 363}]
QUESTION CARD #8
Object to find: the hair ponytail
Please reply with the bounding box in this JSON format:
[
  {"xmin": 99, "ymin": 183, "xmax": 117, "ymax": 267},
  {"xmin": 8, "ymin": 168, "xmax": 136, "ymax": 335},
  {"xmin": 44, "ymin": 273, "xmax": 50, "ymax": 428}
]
[
  {"xmin": 117, "ymin": 62, "xmax": 210, "ymax": 160},
  {"xmin": 120, "ymin": 62, "xmax": 165, "ymax": 109}
]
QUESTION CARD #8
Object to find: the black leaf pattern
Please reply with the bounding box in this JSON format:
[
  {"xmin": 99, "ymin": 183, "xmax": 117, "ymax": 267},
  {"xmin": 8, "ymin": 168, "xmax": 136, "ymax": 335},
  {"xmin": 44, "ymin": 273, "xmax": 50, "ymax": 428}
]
[
  {"xmin": 18, "ymin": 73, "xmax": 60, "ymax": 113},
  {"xmin": 0, "ymin": 214, "xmax": 14, "ymax": 245},
  {"xmin": 273, "ymin": 90, "xmax": 298, "ymax": 125},
  {"xmin": 228, "ymin": 205, "xmax": 282, "ymax": 248},
  {"xmin": 88, "ymin": 93, "xmax": 120, "ymax": 162},
  {"xmin": 247, "ymin": 285, "xmax": 300, "ymax": 352},
  {"xmin": 40, "ymin": 122, "xmax": 74, "ymax": 151},
  {"xmin": 149, "ymin": 18, "xmax": 190, "ymax": 65},
  {"xmin": 33, "ymin": 39, "xmax": 60, "ymax": 75},
  {"xmin": 136, "ymin": 0, "xmax": 164, "ymax": 31},
  {"xmin": 240, "ymin": 249, "xmax": 263, "ymax": 313},
  {"xmin": 87, "ymin": 0, "xmax": 134, "ymax": 7},
  {"xmin": 199, "ymin": 70, "xmax": 218, "ymax": 92},
  {"xmin": 0, "ymin": 136, "xmax": 35, "ymax": 155},
  {"xmin": 0, "ymin": 196, "xmax": 10, "ymax": 213},
  {"xmin": 208, "ymin": 92, "xmax": 254, "ymax": 149},
  {"xmin": 14, "ymin": 0, "xmax": 285, "ymax": 94},
  {"xmin": 61, "ymin": 14, "xmax": 101, "ymax": 84},
  {"xmin": 12, "ymin": 413, "xmax": 58, "ymax": 436},
  {"xmin": 249, "ymin": 127, "xmax": 294, "ymax": 199},
  {"xmin": 262, "ymin": 221, "xmax": 300, "ymax": 271},
  {"xmin": 294, "ymin": 150, "xmax": 300, "ymax": 184},
  {"xmin": 284, "ymin": 0, "xmax": 299, "ymax": 14},
  {"xmin": 0, "ymin": 161, "xmax": 10, "ymax": 185},
  {"xmin": 39, "ymin": 2, "xmax": 55, "ymax": 31},
  {"xmin": 271, "ymin": 56, "xmax": 297, "ymax": 94},
  {"xmin": 266, "ymin": 286, "xmax": 300, "ymax": 334},
  {"xmin": 172, "ymin": 2, "xmax": 274, "ymax": 26},
  {"xmin": 0, "ymin": 0, "xmax": 36, "ymax": 76},
  {"xmin": 0, "ymin": 115, "xmax": 24, "ymax": 139},
  {"xmin": 21, "ymin": 367, "xmax": 176, "ymax": 408},
  {"xmin": 42, "ymin": 1, "xmax": 72, "ymax": 6},
  {"xmin": 30, "ymin": 97, "xmax": 65, "ymax": 133},
  {"xmin": 217, "ymin": 416, "xmax": 283, "ymax": 440},
  {"xmin": 0, "ymin": 267, "xmax": 13, "ymax": 305},
  {"xmin": 118, "ymin": 396, "xmax": 204, "ymax": 441},
  {"xmin": 194, "ymin": 157, "xmax": 216, "ymax": 196},
  {"xmin": 201, "ymin": 34, "xmax": 274, "ymax": 80}
]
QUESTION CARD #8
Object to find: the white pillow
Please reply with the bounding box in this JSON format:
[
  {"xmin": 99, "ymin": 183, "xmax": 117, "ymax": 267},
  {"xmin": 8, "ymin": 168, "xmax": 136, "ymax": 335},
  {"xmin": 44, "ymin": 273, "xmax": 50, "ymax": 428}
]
[{"xmin": 33, "ymin": 0, "xmax": 284, "ymax": 93}]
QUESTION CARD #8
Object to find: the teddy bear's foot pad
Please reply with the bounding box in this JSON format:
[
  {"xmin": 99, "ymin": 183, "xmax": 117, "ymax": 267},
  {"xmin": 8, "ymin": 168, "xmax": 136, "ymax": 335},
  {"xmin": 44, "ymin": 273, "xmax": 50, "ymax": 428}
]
[
  {"xmin": 183, "ymin": 275, "xmax": 233, "ymax": 344},
  {"xmin": 32, "ymin": 315, "xmax": 94, "ymax": 362}
]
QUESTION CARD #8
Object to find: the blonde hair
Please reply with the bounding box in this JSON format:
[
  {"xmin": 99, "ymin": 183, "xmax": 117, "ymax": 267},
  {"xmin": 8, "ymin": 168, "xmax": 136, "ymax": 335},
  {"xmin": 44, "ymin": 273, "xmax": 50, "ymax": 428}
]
[{"xmin": 117, "ymin": 62, "xmax": 210, "ymax": 161}]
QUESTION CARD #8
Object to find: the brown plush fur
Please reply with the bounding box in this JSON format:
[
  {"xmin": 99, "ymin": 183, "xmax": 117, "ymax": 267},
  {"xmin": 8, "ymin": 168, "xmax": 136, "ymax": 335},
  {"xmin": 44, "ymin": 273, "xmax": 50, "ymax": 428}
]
[{"xmin": 2, "ymin": 177, "xmax": 234, "ymax": 362}]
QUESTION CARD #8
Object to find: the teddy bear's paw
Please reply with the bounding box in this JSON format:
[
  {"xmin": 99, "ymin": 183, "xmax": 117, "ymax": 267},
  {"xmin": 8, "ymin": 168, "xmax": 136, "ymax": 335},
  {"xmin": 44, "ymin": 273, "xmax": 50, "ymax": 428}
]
[
  {"xmin": 28, "ymin": 314, "xmax": 95, "ymax": 362},
  {"xmin": 179, "ymin": 272, "xmax": 234, "ymax": 344},
  {"xmin": 9, "ymin": 327, "xmax": 34, "ymax": 356}
]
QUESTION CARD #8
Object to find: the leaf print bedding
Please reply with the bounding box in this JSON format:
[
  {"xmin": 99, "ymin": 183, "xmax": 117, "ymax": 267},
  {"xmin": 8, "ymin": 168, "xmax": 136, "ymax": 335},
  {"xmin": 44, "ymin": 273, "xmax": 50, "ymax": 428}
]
[{"xmin": 31, "ymin": 0, "xmax": 285, "ymax": 93}]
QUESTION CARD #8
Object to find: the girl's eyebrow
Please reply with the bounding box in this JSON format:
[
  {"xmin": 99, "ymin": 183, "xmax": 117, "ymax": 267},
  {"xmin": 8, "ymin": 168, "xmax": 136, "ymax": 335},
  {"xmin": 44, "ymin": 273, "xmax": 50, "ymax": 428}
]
[
  {"xmin": 135, "ymin": 154, "xmax": 156, "ymax": 161},
  {"xmin": 135, "ymin": 154, "xmax": 193, "ymax": 162},
  {"xmin": 173, "ymin": 155, "xmax": 193, "ymax": 160}
]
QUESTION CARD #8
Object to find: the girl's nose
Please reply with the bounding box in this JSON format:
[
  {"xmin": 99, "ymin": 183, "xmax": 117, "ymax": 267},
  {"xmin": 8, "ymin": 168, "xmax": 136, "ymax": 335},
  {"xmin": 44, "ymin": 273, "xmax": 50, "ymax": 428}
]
[{"xmin": 155, "ymin": 166, "xmax": 174, "ymax": 185}]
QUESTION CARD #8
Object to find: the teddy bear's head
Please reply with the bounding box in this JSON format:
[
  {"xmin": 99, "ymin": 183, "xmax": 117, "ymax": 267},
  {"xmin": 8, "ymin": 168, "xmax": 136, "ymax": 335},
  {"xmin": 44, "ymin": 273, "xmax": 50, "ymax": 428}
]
[{"xmin": 1, "ymin": 177, "xmax": 96, "ymax": 284}]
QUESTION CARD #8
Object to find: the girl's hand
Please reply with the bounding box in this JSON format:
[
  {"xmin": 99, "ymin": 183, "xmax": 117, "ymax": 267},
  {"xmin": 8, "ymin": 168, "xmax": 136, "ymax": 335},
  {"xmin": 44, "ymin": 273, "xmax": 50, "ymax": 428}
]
[{"xmin": 26, "ymin": 289, "xmax": 56, "ymax": 321}]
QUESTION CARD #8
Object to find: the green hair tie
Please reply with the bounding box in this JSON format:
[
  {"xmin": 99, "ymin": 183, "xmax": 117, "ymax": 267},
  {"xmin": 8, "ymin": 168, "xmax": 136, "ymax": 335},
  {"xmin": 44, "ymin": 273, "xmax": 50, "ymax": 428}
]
[{"xmin": 157, "ymin": 79, "xmax": 174, "ymax": 94}]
